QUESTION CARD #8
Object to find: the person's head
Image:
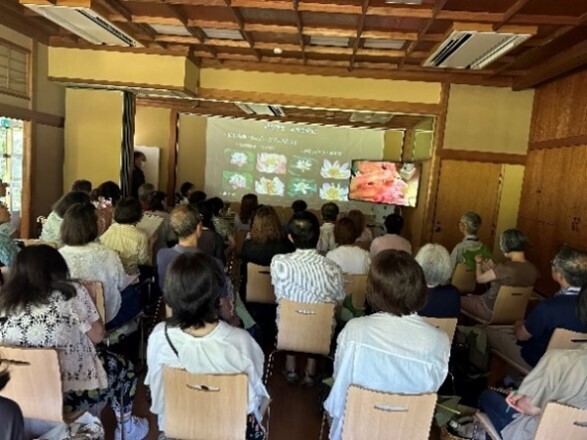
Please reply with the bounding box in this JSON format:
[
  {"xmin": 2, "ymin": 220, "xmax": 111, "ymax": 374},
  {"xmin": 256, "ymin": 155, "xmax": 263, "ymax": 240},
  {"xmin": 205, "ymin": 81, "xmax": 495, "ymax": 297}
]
[
  {"xmin": 415, "ymin": 243, "xmax": 452, "ymax": 288},
  {"xmin": 499, "ymin": 228, "xmax": 528, "ymax": 255},
  {"xmin": 334, "ymin": 217, "xmax": 359, "ymax": 246},
  {"xmin": 146, "ymin": 191, "xmax": 167, "ymax": 212},
  {"xmin": 251, "ymin": 205, "xmax": 282, "ymax": 245},
  {"xmin": 138, "ymin": 183, "xmax": 155, "ymax": 203},
  {"xmin": 71, "ymin": 179, "xmax": 92, "ymax": 194},
  {"xmin": 459, "ymin": 212, "xmax": 482, "ymax": 236},
  {"xmin": 208, "ymin": 197, "xmax": 224, "ymax": 216},
  {"xmin": 551, "ymin": 247, "xmax": 587, "ymax": 289},
  {"xmin": 197, "ymin": 201, "xmax": 214, "ymax": 229},
  {"xmin": 291, "ymin": 200, "xmax": 307, "ymax": 214},
  {"xmin": 97, "ymin": 181, "xmax": 121, "ymax": 204},
  {"xmin": 321, "ymin": 202, "xmax": 339, "ymax": 223},
  {"xmin": 61, "ymin": 202, "xmax": 98, "ymax": 246},
  {"xmin": 134, "ymin": 151, "xmax": 146, "ymax": 169},
  {"xmin": 53, "ymin": 191, "xmax": 91, "ymax": 218},
  {"xmin": 239, "ymin": 194, "xmax": 258, "ymax": 224},
  {"xmin": 179, "ymin": 181, "xmax": 195, "ymax": 198},
  {"xmin": 188, "ymin": 190, "xmax": 207, "ymax": 206},
  {"xmin": 0, "ymin": 179, "xmax": 7, "ymax": 198},
  {"xmin": 164, "ymin": 252, "xmax": 223, "ymax": 329},
  {"xmin": 347, "ymin": 210, "xmax": 366, "ymax": 235},
  {"xmin": 288, "ymin": 211, "xmax": 320, "ymax": 249},
  {"xmin": 578, "ymin": 284, "xmax": 587, "ymax": 326},
  {"xmin": 0, "ymin": 355, "xmax": 10, "ymax": 391},
  {"xmin": 113, "ymin": 197, "xmax": 143, "ymax": 225},
  {"xmin": 384, "ymin": 213, "xmax": 404, "ymax": 235},
  {"xmin": 170, "ymin": 205, "xmax": 202, "ymax": 240},
  {"xmin": 0, "ymin": 203, "xmax": 11, "ymax": 225},
  {"xmin": 0, "ymin": 245, "xmax": 76, "ymax": 316},
  {"xmin": 366, "ymin": 250, "xmax": 427, "ymax": 316}
]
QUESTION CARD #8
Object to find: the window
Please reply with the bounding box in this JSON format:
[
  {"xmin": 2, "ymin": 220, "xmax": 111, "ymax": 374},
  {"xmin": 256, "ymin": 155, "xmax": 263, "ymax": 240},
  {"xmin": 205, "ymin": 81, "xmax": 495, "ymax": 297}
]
[{"xmin": 0, "ymin": 39, "xmax": 30, "ymax": 99}]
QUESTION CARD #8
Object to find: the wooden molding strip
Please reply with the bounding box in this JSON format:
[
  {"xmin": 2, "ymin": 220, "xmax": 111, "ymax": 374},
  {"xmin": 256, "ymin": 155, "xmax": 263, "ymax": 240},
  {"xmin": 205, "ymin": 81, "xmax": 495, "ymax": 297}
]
[
  {"xmin": 0, "ymin": 102, "xmax": 64, "ymax": 128},
  {"xmin": 529, "ymin": 135, "xmax": 587, "ymax": 151},
  {"xmin": 167, "ymin": 109, "xmax": 179, "ymax": 206},
  {"xmin": 439, "ymin": 149, "xmax": 527, "ymax": 165}
]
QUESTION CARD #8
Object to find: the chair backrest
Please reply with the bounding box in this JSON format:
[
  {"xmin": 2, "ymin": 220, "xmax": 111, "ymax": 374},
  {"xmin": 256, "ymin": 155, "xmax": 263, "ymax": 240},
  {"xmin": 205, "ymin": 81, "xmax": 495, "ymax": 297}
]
[
  {"xmin": 0, "ymin": 346, "xmax": 63, "ymax": 423},
  {"xmin": 276, "ymin": 299, "xmax": 335, "ymax": 355},
  {"xmin": 451, "ymin": 263, "xmax": 476, "ymax": 294},
  {"xmin": 422, "ymin": 317, "xmax": 458, "ymax": 344},
  {"xmin": 546, "ymin": 328, "xmax": 587, "ymax": 351},
  {"xmin": 20, "ymin": 239, "xmax": 58, "ymax": 249},
  {"xmin": 246, "ymin": 263, "xmax": 276, "ymax": 304},
  {"xmin": 82, "ymin": 280, "xmax": 105, "ymax": 322},
  {"xmin": 343, "ymin": 274, "xmax": 368, "ymax": 310},
  {"xmin": 234, "ymin": 230, "xmax": 248, "ymax": 257},
  {"xmin": 534, "ymin": 402, "xmax": 587, "ymax": 440},
  {"xmin": 341, "ymin": 386, "xmax": 437, "ymax": 440},
  {"xmin": 491, "ymin": 285, "xmax": 534, "ymax": 325},
  {"xmin": 163, "ymin": 367, "xmax": 248, "ymax": 440}
]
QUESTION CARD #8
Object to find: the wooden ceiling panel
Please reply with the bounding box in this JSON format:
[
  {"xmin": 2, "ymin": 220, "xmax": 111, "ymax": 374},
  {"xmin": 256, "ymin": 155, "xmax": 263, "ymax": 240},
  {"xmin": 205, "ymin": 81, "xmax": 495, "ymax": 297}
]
[
  {"xmin": 239, "ymin": 7, "xmax": 297, "ymax": 25},
  {"xmin": 443, "ymin": 0, "xmax": 512, "ymax": 14},
  {"xmin": 519, "ymin": 0, "xmax": 587, "ymax": 17},
  {"xmin": 181, "ymin": 5, "xmax": 236, "ymax": 22},
  {"xmin": 362, "ymin": 15, "xmax": 423, "ymax": 32},
  {"xmin": 249, "ymin": 32, "xmax": 301, "ymax": 45},
  {"xmin": 300, "ymin": 11, "xmax": 359, "ymax": 28}
]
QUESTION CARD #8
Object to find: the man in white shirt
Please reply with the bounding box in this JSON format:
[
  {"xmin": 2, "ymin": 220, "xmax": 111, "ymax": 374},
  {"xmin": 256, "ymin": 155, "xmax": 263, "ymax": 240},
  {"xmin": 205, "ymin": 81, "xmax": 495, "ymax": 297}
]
[
  {"xmin": 271, "ymin": 211, "xmax": 345, "ymax": 385},
  {"xmin": 370, "ymin": 213, "xmax": 412, "ymax": 256}
]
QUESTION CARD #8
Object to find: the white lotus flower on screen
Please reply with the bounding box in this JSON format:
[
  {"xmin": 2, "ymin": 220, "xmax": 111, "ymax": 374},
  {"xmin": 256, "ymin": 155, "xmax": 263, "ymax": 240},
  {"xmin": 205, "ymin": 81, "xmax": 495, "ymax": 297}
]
[
  {"xmin": 228, "ymin": 173, "xmax": 247, "ymax": 189},
  {"xmin": 255, "ymin": 177, "xmax": 285, "ymax": 196},
  {"xmin": 230, "ymin": 152, "xmax": 248, "ymax": 167},
  {"xmin": 320, "ymin": 183, "xmax": 348, "ymax": 201},
  {"xmin": 293, "ymin": 181, "xmax": 312, "ymax": 195},
  {"xmin": 320, "ymin": 160, "xmax": 351, "ymax": 179},
  {"xmin": 294, "ymin": 159, "xmax": 312, "ymax": 172}
]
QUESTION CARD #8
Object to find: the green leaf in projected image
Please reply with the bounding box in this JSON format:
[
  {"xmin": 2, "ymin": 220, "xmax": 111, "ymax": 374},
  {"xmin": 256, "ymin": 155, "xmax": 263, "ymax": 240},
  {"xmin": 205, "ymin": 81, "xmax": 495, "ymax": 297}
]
[
  {"xmin": 223, "ymin": 171, "xmax": 253, "ymax": 191},
  {"xmin": 287, "ymin": 178, "xmax": 318, "ymax": 197},
  {"xmin": 289, "ymin": 156, "xmax": 316, "ymax": 176},
  {"xmin": 225, "ymin": 149, "xmax": 254, "ymax": 171}
]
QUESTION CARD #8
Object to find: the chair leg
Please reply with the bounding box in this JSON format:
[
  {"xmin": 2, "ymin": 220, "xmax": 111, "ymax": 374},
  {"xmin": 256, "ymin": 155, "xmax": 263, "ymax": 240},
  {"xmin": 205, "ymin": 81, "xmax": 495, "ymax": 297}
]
[
  {"xmin": 264, "ymin": 349, "xmax": 278, "ymax": 385},
  {"xmin": 318, "ymin": 411, "xmax": 328, "ymax": 440}
]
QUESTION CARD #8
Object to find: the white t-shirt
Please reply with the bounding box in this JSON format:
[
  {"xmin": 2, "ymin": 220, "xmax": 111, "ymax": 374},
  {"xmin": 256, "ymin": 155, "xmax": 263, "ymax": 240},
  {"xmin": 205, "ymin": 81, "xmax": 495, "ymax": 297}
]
[
  {"xmin": 317, "ymin": 223, "xmax": 336, "ymax": 253},
  {"xmin": 324, "ymin": 313, "xmax": 450, "ymax": 440},
  {"xmin": 145, "ymin": 321, "xmax": 269, "ymax": 430},
  {"xmin": 326, "ymin": 246, "xmax": 371, "ymax": 275}
]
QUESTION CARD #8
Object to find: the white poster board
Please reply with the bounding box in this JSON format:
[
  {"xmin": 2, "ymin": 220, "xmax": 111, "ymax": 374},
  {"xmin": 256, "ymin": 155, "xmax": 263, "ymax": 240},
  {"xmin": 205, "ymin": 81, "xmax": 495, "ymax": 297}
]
[{"xmin": 135, "ymin": 146, "xmax": 161, "ymax": 189}]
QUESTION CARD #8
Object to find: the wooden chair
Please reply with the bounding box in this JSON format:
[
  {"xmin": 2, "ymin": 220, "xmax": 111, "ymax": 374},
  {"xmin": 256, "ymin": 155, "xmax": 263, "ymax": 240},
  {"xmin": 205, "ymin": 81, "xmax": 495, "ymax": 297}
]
[
  {"xmin": 234, "ymin": 230, "xmax": 248, "ymax": 257},
  {"xmin": 474, "ymin": 412, "xmax": 502, "ymax": 440},
  {"xmin": 163, "ymin": 367, "xmax": 248, "ymax": 440},
  {"xmin": 343, "ymin": 273, "xmax": 368, "ymax": 310},
  {"xmin": 341, "ymin": 386, "xmax": 437, "ymax": 440},
  {"xmin": 20, "ymin": 239, "xmax": 58, "ymax": 249},
  {"xmin": 535, "ymin": 402, "xmax": 587, "ymax": 440},
  {"xmin": 422, "ymin": 317, "xmax": 458, "ymax": 343},
  {"xmin": 246, "ymin": 263, "xmax": 276, "ymax": 304},
  {"xmin": 0, "ymin": 346, "xmax": 63, "ymax": 423},
  {"xmin": 82, "ymin": 280, "xmax": 106, "ymax": 323},
  {"xmin": 451, "ymin": 263, "xmax": 476, "ymax": 294},
  {"xmin": 462, "ymin": 285, "xmax": 533, "ymax": 325},
  {"xmin": 264, "ymin": 299, "xmax": 335, "ymax": 383}
]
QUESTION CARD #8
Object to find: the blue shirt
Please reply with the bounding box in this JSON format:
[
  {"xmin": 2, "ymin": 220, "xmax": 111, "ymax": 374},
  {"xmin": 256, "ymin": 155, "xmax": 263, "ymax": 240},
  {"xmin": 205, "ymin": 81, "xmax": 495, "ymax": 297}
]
[
  {"xmin": 0, "ymin": 223, "xmax": 18, "ymax": 267},
  {"xmin": 418, "ymin": 285, "xmax": 461, "ymax": 319},
  {"xmin": 519, "ymin": 294, "xmax": 587, "ymax": 367}
]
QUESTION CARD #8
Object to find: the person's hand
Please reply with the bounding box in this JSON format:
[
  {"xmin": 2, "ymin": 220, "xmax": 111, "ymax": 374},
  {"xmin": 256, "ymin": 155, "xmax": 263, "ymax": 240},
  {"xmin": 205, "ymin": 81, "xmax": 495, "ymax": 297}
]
[
  {"xmin": 506, "ymin": 393, "xmax": 541, "ymax": 416},
  {"xmin": 474, "ymin": 254, "xmax": 484, "ymax": 264}
]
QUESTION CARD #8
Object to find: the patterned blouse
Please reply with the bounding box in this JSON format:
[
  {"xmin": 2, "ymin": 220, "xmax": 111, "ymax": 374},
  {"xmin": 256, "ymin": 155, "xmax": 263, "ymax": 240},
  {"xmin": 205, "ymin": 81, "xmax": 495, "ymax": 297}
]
[{"xmin": 0, "ymin": 285, "xmax": 108, "ymax": 392}]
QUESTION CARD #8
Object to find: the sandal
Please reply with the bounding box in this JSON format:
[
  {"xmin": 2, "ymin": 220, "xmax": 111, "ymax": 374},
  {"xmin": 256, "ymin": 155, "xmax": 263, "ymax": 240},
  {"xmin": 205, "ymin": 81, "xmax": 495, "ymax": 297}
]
[{"xmin": 283, "ymin": 369, "xmax": 299, "ymax": 383}]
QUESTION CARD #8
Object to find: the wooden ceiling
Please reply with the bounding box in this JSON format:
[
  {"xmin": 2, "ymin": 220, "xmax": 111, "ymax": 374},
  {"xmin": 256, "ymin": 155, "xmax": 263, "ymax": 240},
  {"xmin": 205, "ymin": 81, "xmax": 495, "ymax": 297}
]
[{"xmin": 2, "ymin": 0, "xmax": 587, "ymax": 90}]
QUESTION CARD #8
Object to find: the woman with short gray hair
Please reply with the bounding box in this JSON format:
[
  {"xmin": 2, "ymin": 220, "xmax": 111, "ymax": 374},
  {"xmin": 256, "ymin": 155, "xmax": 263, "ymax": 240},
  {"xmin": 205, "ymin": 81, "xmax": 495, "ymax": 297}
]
[
  {"xmin": 450, "ymin": 211, "xmax": 486, "ymax": 268},
  {"xmin": 416, "ymin": 244, "xmax": 461, "ymax": 318},
  {"xmin": 461, "ymin": 228, "xmax": 539, "ymax": 322}
]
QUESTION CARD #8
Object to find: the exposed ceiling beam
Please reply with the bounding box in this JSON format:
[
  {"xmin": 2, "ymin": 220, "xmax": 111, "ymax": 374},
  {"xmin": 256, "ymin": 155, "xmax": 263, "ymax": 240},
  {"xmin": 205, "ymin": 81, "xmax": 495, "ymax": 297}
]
[
  {"xmin": 292, "ymin": 0, "xmax": 306, "ymax": 65},
  {"xmin": 493, "ymin": 0, "xmax": 531, "ymax": 31},
  {"xmin": 349, "ymin": 0, "xmax": 369, "ymax": 71},
  {"xmin": 163, "ymin": 3, "xmax": 218, "ymax": 59},
  {"xmin": 223, "ymin": 0, "xmax": 261, "ymax": 61}
]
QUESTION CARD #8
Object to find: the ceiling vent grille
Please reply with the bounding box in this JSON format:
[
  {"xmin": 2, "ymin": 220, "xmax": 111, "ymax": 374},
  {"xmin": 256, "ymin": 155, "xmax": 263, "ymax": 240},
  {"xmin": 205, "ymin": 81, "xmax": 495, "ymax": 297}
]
[
  {"xmin": 23, "ymin": 4, "xmax": 142, "ymax": 47},
  {"xmin": 236, "ymin": 103, "xmax": 285, "ymax": 117},
  {"xmin": 424, "ymin": 30, "xmax": 531, "ymax": 70}
]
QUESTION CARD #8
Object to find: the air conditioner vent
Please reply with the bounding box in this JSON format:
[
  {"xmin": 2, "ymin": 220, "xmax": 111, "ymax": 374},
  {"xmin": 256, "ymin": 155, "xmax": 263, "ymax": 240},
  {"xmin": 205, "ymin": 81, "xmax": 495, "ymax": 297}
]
[
  {"xmin": 424, "ymin": 30, "xmax": 531, "ymax": 70},
  {"xmin": 236, "ymin": 103, "xmax": 285, "ymax": 117}
]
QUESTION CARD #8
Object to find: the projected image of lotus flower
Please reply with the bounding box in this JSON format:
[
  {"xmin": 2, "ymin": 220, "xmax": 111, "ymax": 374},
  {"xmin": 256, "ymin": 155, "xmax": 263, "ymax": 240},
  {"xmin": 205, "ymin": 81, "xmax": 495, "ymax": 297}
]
[
  {"xmin": 257, "ymin": 153, "xmax": 287, "ymax": 174},
  {"xmin": 288, "ymin": 178, "xmax": 317, "ymax": 197},
  {"xmin": 320, "ymin": 160, "xmax": 351, "ymax": 179},
  {"xmin": 223, "ymin": 171, "xmax": 251, "ymax": 190},
  {"xmin": 230, "ymin": 151, "xmax": 249, "ymax": 168},
  {"xmin": 319, "ymin": 182, "xmax": 348, "ymax": 201},
  {"xmin": 255, "ymin": 176, "xmax": 285, "ymax": 196},
  {"xmin": 294, "ymin": 158, "xmax": 312, "ymax": 172}
]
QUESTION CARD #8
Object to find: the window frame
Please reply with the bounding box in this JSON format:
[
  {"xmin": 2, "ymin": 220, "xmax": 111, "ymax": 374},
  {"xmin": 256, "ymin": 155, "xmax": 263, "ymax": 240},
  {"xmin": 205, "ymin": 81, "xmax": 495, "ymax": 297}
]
[{"xmin": 0, "ymin": 37, "xmax": 31, "ymax": 100}]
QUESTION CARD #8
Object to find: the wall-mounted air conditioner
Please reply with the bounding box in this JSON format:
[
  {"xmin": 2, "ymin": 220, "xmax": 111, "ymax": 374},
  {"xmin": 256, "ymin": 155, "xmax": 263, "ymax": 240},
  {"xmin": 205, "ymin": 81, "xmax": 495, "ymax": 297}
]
[
  {"xmin": 236, "ymin": 103, "xmax": 286, "ymax": 117},
  {"xmin": 424, "ymin": 29, "xmax": 532, "ymax": 70},
  {"xmin": 22, "ymin": 3, "xmax": 142, "ymax": 47}
]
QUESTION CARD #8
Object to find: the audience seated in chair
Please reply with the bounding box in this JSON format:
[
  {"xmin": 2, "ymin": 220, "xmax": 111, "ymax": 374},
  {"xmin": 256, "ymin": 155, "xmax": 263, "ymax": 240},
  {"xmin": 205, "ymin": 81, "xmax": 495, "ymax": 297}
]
[
  {"xmin": 271, "ymin": 211, "xmax": 345, "ymax": 385},
  {"xmin": 369, "ymin": 213, "xmax": 412, "ymax": 256},
  {"xmin": 234, "ymin": 194, "xmax": 258, "ymax": 233},
  {"xmin": 317, "ymin": 202, "xmax": 339, "ymax": 254},
  {"xmin": 0, "ymin": 203, "xmax": 19, "ymax": 267},
  {"xmin": 59, "ymin": 202, "xmax": 139, "ymax": 329},
  {"xmin": 194, "ymin": 200, "xmax": 227, "ymax": 264},
  {"xmin": 324, "ymin": 250, "xmax": 450, "ymax": 440},
  {"xmin": 450, "ymin": 211, "xmax": 491, "ymax": 269},
  {"xmin": 415, "ymin": 243, "xmax": 461, "ymax": 319},
  {"xmin": 487, "ymin": 254, "xmax": 587, "ymax": 372},
  {"xmin": 0, "ymin": 245, "xmax": 147, "ymax": 440},
  {"xmin": 176, "ymin": 181, "xmax": 195, "ymax": 206},
  {"xmin": 40, "ymin": 191, "xmax": 91, "ymax": 247},
  {"xmin": 157, "ymin": 205, "xmax": 236, "ymax": 325},
  {"xmin": 461, "ymin": 228, "xmax": 539, "ymax": 323},
  {"xmin": 0, "ymin": 354, "xmax": 24, "ymax": 440},
  {"xmin": 325, "ymin": 217, "xmax": 370, "ymax": 275},
  {"xmin": 347, "ymin": 209, "xmax": 373, "ymax": 244},
  {"xmin": 70, "ymin": 179, "xmax": 92, "ymax": 195},
  {"xmin": 209, "ymin": 196, "xmax": 236, "ymax": 255},
  {"xmin": 92, "ymin": 180, "xmax": 122, "ymax": 235},
  {"xmin": 137, "ymin": 183, "xmax": 155, "ymax": 211},
  {"xmin": 100, "ymin": 197, "xmax": 151, "ymax": 277},
  {"xmin": 143, "ymin": 191, "xmax": 176, "ymax": 260},
  {"xmin": 145, "ymin": 252, "xmax": 269, "ymax": 438}
]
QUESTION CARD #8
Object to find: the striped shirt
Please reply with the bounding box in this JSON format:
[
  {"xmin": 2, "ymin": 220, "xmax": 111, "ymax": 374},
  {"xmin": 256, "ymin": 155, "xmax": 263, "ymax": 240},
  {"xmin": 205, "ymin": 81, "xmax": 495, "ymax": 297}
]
[{"xmin": 271, "ymin": 248, "xmax": 345, "ymax": 304}]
